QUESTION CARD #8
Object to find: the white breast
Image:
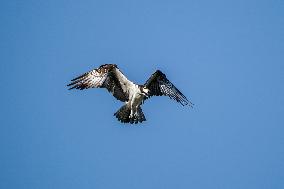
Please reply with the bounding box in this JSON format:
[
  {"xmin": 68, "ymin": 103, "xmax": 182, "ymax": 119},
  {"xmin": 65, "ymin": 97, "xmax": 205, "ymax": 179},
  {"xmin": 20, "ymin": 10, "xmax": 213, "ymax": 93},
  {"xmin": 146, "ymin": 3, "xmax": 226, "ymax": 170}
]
[{"xmin": 128, "ymin": 85, "xmax": 144, "ymax": 107}]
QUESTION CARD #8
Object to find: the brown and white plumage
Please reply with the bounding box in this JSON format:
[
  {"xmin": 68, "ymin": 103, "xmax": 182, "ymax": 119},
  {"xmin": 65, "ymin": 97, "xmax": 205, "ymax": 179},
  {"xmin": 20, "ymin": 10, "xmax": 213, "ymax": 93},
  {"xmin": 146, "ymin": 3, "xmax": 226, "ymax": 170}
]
[
  {"xmin": 67, "ymin": 64, "xmax": 193, "ymax": 124},
  {"xmin": 67, "ymin": 64, "xmax": 132, "ymax": 102},
  {"xmin": 144, "ymin": 70, "xmax": 194, "ymax": 107}
]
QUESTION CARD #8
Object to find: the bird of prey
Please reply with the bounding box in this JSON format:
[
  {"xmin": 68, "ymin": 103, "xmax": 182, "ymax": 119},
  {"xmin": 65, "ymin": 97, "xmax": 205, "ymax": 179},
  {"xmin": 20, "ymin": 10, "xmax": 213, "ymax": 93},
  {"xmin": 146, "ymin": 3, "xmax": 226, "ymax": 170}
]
[{"xmin": 67, "ymin": 64, "xmax": 193, "ymax": 124}]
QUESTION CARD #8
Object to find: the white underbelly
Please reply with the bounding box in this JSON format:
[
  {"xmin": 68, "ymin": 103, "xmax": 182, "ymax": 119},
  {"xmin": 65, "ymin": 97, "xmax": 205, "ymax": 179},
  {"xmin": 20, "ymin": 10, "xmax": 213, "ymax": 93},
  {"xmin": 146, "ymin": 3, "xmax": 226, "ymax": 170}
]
[
  {"xmin": 126, "ymin": 93, "xmax": 143, "ymax": 108},
  {"xmin": 125, "ymin": 84, "xmax": 144, "ymax": 108},
  {"xmin": 132, "ymin": 93, "xmax": 144, "ymax": 107}
]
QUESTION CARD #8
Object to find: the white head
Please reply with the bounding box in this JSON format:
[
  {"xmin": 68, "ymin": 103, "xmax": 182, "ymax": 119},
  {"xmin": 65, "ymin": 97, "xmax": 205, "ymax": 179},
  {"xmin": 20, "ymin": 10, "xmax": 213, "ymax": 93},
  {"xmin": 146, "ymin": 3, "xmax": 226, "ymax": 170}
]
[{"xmin": 140, "ymin": 86, "xmax": 150, "ymax": 97}]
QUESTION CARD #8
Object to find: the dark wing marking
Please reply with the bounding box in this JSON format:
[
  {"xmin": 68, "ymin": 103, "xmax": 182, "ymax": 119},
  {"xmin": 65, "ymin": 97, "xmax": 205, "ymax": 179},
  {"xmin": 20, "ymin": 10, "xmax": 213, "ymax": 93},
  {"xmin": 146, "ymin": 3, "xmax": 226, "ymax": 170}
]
[
  {"xmin": 67, "ymin": 64, "xmax": 130, "ymax": 102},
  {"xmin": 144, "ymin": 70, "xmax": 193, "ymax": 107}
]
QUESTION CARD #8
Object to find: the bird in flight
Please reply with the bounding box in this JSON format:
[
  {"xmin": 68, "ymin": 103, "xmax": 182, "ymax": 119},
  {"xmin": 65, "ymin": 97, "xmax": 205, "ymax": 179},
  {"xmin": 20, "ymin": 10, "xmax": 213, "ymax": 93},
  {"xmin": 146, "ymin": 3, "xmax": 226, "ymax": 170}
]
[{"xmin": 67, "ymin": 64, "xmax": 193, "ymax": 124}]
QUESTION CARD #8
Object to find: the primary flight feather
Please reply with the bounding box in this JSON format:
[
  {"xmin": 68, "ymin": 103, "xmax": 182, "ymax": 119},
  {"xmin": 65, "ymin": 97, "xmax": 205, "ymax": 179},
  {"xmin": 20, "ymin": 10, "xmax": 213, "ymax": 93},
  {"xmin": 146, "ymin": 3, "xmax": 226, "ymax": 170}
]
[{"xmin": 67, "ymin": 64, "xmax": 193, "ymax": 124}]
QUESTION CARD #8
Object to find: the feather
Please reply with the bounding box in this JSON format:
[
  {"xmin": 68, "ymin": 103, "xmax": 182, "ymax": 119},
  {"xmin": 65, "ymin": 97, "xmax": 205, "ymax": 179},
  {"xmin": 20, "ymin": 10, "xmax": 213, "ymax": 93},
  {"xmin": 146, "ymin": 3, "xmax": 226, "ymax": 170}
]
[
  {"xmin": 144, "ymin": 70, "xmax": 194, "ymax": 107},
  {"xmin": 67, "ymin": 64, "xmax": 132, "ymax": 102}
]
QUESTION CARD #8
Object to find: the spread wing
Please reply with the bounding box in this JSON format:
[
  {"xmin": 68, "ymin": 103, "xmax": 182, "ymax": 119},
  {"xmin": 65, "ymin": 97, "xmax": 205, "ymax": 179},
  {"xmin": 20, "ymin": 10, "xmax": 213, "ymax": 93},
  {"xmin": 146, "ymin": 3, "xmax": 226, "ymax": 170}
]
[
  {"xmin": 67, "ymin": 64, "xmax": 133, "ymax": 102},
  {"xmin": 144, "ymin": 70, "xmax": 193, "ymax": 107}
]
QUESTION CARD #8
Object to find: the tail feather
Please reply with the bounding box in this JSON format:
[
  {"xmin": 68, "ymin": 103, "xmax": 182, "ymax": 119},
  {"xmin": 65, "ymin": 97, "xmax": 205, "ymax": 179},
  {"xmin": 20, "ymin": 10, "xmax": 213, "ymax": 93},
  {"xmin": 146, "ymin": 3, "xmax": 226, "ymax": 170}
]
[
  {"xmin": 114, "ymin": 105, "xmax": 130, "ymax": 123},
  {"xmin": 136, "ymin": 107, "xmax": 146, "ymax": 123},
  {"xmin": 114, "ymin": 105, "xmax": 146, "ymax": 124}
]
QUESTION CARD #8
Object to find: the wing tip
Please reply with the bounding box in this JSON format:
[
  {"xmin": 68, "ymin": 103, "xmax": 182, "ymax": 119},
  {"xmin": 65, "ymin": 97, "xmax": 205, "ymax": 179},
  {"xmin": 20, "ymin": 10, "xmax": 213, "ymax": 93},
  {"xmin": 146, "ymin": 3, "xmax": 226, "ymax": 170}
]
[
  {"xmin": 67, "ymin": 84, "xmax": 77, "ymax": 90},
  {"xmin": 71, "ymin": 73, "xmax": 87, "ymax": 81},
  {"xmin": 155, "ymin": 70, "xmax": 165, "ymax": 76},
  {"xmin": 183, "ymin": 100, "xmax": 194, "ymax": 108}
]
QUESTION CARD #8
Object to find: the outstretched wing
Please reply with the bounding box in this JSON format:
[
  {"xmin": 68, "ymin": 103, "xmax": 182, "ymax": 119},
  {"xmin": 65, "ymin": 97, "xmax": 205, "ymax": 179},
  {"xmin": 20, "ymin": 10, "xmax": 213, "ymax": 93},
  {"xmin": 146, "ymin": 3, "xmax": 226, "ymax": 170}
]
[
  {"xmin": 67, "ymin": 64, "xmax": 132, "ymax": 102},
  {"xmin": 144, "ymin": 70, "xmax": 193, "ymax": 107}
]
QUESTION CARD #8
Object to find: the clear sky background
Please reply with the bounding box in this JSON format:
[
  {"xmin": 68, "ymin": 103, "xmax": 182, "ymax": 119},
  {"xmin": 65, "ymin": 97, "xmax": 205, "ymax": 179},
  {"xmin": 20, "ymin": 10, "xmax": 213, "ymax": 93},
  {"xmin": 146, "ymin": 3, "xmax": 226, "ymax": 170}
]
[{"xmin": 1, "ymin": 0, "xmax": 284, "ymax": 188}]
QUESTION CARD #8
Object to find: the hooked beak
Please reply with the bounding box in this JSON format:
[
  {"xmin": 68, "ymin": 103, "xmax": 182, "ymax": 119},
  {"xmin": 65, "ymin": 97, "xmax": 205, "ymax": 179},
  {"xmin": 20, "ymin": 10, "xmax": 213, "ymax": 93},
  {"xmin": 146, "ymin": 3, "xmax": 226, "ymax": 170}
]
[
  {"xmin": 142, "ymin": 92, "xmax": 149, "ymax": 98},
  {"xmin": 142, "ymin": 88, "xmax": 150, "ymax": 98},
  {"xmin": 143, "ymin": 90, "xmax": 150, "ymax": 98}
]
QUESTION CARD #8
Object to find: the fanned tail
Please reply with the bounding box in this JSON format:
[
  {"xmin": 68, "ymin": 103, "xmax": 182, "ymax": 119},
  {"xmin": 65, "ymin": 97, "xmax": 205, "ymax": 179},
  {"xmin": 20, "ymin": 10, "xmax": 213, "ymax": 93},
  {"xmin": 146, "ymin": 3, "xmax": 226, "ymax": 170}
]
[{"xmin": 114, "ymin": 105, "xmax": 146, "ymax": 124}]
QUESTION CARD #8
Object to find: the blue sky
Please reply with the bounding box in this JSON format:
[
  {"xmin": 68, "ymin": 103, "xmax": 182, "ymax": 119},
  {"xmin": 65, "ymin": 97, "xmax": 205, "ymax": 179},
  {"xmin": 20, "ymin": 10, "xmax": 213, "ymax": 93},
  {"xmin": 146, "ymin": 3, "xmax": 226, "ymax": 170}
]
[{"xmin": 1, "ymin": 0, "xmax": 284, "ymax": 188}]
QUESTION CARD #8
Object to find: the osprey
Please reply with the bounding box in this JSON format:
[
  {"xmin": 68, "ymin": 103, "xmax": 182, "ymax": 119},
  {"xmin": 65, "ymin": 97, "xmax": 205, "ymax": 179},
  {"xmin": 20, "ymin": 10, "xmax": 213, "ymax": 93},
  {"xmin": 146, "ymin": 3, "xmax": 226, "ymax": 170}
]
[{"xmin": 67, "ymin": 64, "xmax": 193, "ymax": 124}]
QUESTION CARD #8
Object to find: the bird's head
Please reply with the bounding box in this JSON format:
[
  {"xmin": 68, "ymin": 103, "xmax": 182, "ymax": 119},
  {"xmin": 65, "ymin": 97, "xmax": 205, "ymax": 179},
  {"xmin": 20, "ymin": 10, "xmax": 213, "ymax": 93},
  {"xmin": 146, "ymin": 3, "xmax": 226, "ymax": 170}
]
[{"xmin": 141, "ymin": 86, "xmax": 150, "ymax": 98}]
